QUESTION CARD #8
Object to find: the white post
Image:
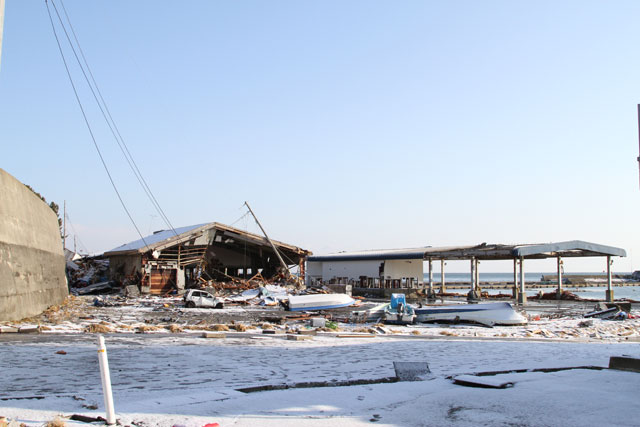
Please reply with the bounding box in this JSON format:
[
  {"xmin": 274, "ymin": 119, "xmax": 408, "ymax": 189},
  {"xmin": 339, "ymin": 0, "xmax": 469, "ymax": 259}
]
[
  {"xmin": 428, "ymin": 259, "xmax": 433, "ymax": 292},
  {"xmin": 97, "ymin": 335, "xmax": 116, "ymax": 425},
  {"xmin": 440, "ymin": 259, "xmax": 446, "ymax": 294},
  {"xmin": 606, "ymin": 256, "xmax": 614, "ymax": 302}
]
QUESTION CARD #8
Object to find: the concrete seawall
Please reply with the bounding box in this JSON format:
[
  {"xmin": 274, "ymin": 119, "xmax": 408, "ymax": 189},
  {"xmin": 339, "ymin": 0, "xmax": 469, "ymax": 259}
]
[{"xmin": 0, "ymin": 168, "xmax": 67, "ymax": 321}]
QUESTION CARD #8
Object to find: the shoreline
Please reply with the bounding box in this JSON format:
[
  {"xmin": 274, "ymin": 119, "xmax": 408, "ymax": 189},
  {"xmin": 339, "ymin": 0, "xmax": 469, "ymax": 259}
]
[{"xmin": 434, "ymin": 282, "xmax": 640, "ymax": 289}]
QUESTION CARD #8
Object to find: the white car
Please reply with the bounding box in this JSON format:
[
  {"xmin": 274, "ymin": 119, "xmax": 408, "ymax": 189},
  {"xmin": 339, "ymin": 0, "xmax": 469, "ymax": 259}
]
[{"xmin": 183, "ymin": 289, "xmax": 224, "ymax": 309}]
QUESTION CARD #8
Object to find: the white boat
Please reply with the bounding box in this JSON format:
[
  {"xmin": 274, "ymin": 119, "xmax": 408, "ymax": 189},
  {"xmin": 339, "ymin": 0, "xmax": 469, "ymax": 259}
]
[
  {"xmin": 384, "ymin": 293, "xmax": 416, "ymax": 324},
  {"xmin": 287, "ymin": 294, "xmax": 355, "ymax": 311},
  {"xmin": 414, "ymin": 302, "xmax": 527, "ymax": 326}
]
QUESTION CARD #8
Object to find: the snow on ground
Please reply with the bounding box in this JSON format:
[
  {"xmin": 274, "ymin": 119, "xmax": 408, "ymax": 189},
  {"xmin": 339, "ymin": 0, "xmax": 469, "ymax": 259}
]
[
  {"xmin": 1, "ymin": 296, "xmax": 639, "ymax": 426},
  {"xmin": 1, "ymin": 333, "xmax": 639, "ymax": 426}
]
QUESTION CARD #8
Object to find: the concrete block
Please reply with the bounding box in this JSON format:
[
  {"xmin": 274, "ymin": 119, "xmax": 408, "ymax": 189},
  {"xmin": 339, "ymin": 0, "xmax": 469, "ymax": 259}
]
[
  {"xmin": 393, "ymin": 361, "xmax": 431, "ymax": 381},
  {"xmin": 309, "ymin": 317, "xmax": 325, "ymax": 328},
  {"xmin": 18, "ymin": 326, "xmax": 40, "ymax": 334},
  {"xmin": 262, "ymin": 329, "xmax": 284, "ymax": 335},
  {"xmin": 453, "ymin": 375, "xmax": 514, "ymax": 389},
  {"xmin": 201, "ymin": 332, "xmax": 226, "ymax": 339},
  {"xmin": 0, "ymin": 326, "xmax": 18, "ymax": 333},
  {"xmin": 286, "ymin": 334, "xmax": 313, "ymax": 341},
  {"xmin": 609, "ymin": 356, "xmax": 640, "ymax": 373},
  {"xmin": 297, "ymin": 329, "xmax": 317, "ymax": 336}
]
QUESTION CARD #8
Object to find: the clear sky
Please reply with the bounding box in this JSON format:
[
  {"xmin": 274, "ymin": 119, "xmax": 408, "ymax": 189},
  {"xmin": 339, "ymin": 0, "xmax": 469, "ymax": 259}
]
[{"xmin": 1, "ymin": 1, "xmax": 639, "ymax": 273}]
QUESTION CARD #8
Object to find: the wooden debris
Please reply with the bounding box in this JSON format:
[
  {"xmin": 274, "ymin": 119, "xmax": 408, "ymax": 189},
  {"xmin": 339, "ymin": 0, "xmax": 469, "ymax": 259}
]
[{"xmin": 202, "ymin": 332, "xmax": 226, "ymax": 339}]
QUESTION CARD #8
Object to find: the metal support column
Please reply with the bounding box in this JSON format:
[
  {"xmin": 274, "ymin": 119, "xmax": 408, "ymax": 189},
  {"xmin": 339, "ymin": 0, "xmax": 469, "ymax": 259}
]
[
  {"xmin": 606, "ymin": 256, "xmax": 614, "ymax": 302},
  {"xmin": 517, "ymin": 257, "xmax": 527, "ymax": 304},
  {"xmin": 470, "ymin": 258, "xmax": 475, "ymax": 291},
  {"xmin": 427, "ymin": 259, "xmax": 435, "ymax": 299},
  {"xmin": 512, "ymin": 258, "xmax": 518, "ymax": 299},
  {"xmin": 475, "ymin": 259, "xmax": 480, "ymax": 291},
  {"xmin": 468, "ymin": 258, "xmax": 480, "ymax": 301},
  {"xmin": 556, "ymin": 257, "xmax": 563, "ymax": 300},
  {"xmin": 440, "ymin": 259, "xmax": 446, "ymax": 294}
]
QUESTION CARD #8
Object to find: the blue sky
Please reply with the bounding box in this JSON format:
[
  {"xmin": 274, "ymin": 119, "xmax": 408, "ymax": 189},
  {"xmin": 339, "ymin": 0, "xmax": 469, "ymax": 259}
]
[{"xmin": 1, "ymin": 1, "xmax": 639, "ymax": 273}]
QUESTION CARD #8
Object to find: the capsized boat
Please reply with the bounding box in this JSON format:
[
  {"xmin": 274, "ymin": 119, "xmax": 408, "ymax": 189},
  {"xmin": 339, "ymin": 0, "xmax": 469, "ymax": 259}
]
[
  {"xmin": 384, "ymin": 293, "xmax": 416, "ymax": 324},
  {"xmin": 287, "ymin": 293, "xmax": 356, "ymax": 311},
  {"xmin": 414, "ymin": 302, "xmax": 527, "ymax": 326}
]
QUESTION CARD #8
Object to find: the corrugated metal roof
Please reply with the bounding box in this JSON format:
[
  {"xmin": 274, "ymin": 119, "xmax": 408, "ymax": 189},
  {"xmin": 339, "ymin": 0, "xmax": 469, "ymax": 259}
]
[
  {"xmin": 308, "ymin": 241, "xmax": 627, "ymax": 263},
  {"xmin": 104, "ymin": 222, "xmax": 311, "ymax": 257},
  {"xmin": 106, "ymin": 223, "xmax": 209, "ymax": 253},
  {"xmin": 308, "ymin": 247, "xmax": 431, "ymax": 262},
  {"xmin": 513, "ymin": 240, "xmax": 627, "ymax": 257}
]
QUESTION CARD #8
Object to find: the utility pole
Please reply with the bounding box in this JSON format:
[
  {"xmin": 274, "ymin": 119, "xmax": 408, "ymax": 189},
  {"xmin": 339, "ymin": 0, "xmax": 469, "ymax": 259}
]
[
  {"xmin": 243, "ymin": 201, "xmax": 290, "ymax": 277},
  {"xmin": 0, "ymin": 0, "xmax": 5, "ymax": 71},
  {"xmin": 637, "ymin": 105, "xmax": 640, "ymax": 189},
  {"xmin": 63, "ymin": 200, "xmax": 66, "ymax": 250}
]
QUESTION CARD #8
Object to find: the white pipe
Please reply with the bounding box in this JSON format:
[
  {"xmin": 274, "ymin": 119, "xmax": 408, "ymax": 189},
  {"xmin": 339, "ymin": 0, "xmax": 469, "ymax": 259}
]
[{"xmin": 97, "ymin": 335, "xmax": 116, "ymax": 425}]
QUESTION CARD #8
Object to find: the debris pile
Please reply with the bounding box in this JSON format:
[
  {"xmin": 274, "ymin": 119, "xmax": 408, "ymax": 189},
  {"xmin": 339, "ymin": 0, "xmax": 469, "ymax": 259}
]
[{"xmin": 67, "ymin": 256, "xmax": 114, "ymax": 295}]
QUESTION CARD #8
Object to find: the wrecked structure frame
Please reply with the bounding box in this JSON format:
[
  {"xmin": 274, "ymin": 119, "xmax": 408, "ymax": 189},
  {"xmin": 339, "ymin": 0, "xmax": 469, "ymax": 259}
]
[{"xmin": 104, "ymin": 222, "xmax": 311, "ymax": 295}]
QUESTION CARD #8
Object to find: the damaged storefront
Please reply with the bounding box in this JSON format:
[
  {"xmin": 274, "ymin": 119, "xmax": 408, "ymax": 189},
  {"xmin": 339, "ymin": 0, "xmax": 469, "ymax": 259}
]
[{"xmin": 103, "ymin": 222, "xmax": 310, "ymax": 295}]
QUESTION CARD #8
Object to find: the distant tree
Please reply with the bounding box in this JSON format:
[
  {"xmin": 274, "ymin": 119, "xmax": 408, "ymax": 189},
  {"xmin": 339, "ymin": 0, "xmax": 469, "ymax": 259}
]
[{"xmin": 24, "ymin": 184, "xmax": 64, "ymax": 240}]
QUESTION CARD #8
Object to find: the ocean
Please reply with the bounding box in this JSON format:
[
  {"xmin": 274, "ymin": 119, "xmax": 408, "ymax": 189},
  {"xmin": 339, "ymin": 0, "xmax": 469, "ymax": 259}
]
[
  {"xmin": 422, "ymin": 272, "xmax": 640, "ymax": 300},
  {"xmin": 422, "ymin": 272, "xmax": 635, "ymax": 283}
]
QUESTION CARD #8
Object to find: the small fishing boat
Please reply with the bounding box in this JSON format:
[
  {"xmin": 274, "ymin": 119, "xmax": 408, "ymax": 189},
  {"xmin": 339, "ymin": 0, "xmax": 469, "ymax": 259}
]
[
  {"xmin": 287, "ymin": 293, "xmax": 355, "ymax": 311},
  {"xmin": 384, "ymin": 293, "xmax": 416, "ymax": 324},
  {"xmin": 414, "ymin": 302, "xmax": 527, "ymax": 326}
]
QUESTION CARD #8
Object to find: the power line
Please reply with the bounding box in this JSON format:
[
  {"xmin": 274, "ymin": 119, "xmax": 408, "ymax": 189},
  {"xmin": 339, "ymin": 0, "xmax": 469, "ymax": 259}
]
[
  {"xmin": 50, "ymin": 0, "xmax": 178, "ymax": 238},
  {"xmin": 45, "ymin": 0, "xmax": 150, "ymax": 250},
  {"xmin": 64, "ymin": 209, "xmax": 90, "ymax": 254}
]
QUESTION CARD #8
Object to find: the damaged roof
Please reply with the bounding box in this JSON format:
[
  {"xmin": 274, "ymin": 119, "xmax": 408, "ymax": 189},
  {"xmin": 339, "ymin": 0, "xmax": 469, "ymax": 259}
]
[
  {"xmin": 308, "ymin": 240, "xmax": 626, "ymax": 262},
  {"xmin": 104, "ymin": 222, "xmax": 311, "ymax": 258},
  {"xmin": 308, "ymin": 247, "xmax": 431, "ymax": 262}
]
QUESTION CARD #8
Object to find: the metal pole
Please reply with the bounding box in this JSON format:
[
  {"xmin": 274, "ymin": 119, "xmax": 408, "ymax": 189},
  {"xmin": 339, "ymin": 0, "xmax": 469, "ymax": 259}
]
[
  {"xmin": 606, "ymin": 256, "xmax": 614, "ymax": 302},
  {"xmin": 513, "ymin": 258, "xmax": 518, "ymax": 299},
  {"xmin": 557, "ymin": 256, "xmax": 563, "ymax": 299},
  {"xmin": 475, "ymin": 259, "xmax": 480, "ymax": 291},
  {"xmin": 97, "ymin": 335, "xmax": 116, "ymax": 425},
  {"xmin": 637, "ymin": 105, "xmax": 640, "ymax": 189},
  {"xmin": 244, "ymin": 201, "xmax": 289, "ymax": 274},
  {"xmin": 63, "ymin": 200, "xmax": 66, "ymax": 250},
  {"xmin": 0, "ymin": 0, "xmax": 5, "ymax": 72},
  {"xmin": 440, "ymin": 259, "xmax": 446, "ymax": 294},
  {"xmin": 517, "ymin": 257, "xmax": 527, "ymax": 304},
  {"xmin": 470, "ymin": 258, "xmax": 475, "ymax": 292},
  {"xmin": 428, "ymin": 259, "xmax": 433, "ymax": 292}
]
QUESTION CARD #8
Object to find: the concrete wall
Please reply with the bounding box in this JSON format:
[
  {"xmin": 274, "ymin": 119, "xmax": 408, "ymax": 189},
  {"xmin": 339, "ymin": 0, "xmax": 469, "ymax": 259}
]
[
  {"xmin": 0, "ymin": 169, "xmax": 67, "ymax": 321},
  {"xmin": 383, "ymin": 259, "xmax": 423, "ymax": 283},
  {"xmin": 307, "ymin": 258, "xmax": 424, "ymax": 284},
  {"xmin": 305, "ymin": 260, "xmax": 382, "ymax": 282}
]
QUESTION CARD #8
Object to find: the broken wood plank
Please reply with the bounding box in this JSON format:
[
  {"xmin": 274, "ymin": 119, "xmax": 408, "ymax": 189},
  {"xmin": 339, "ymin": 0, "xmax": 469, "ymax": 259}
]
[{"xmin": 201, "ymin": 332, "xmax": 226, "ymax": 339}]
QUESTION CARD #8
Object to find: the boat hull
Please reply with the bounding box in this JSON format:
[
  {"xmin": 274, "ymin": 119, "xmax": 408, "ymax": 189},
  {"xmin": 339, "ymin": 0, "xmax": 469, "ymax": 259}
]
[
  {"xmin": 287, "ymin": 294, "xmax": 355, "ymax": 311},
  {"xmin": 414, "ymin": 302, "xmax": 527, "ymax": 326}
]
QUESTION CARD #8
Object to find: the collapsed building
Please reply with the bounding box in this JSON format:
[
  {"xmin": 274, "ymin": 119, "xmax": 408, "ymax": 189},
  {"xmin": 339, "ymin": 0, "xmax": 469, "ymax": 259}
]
[{"xmin": 103, "ymin": 222, "xmax": 311, "ymax": 295}]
